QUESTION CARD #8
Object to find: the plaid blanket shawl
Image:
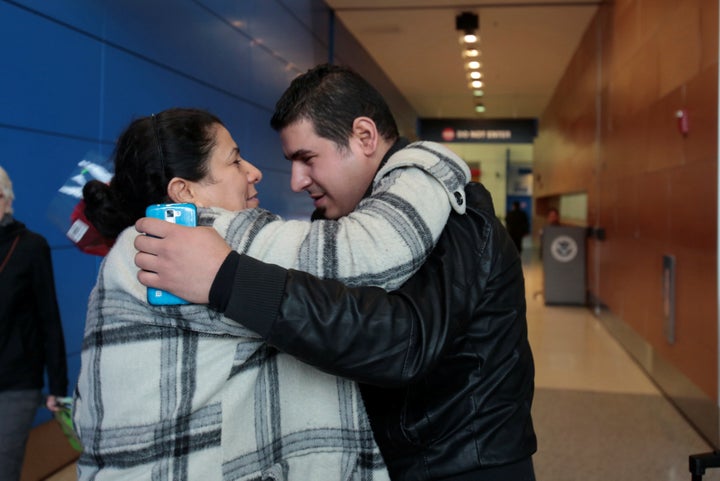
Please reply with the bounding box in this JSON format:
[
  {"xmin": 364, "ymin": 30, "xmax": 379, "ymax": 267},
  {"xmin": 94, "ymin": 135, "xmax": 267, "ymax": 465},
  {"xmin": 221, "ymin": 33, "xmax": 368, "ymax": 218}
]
[{"xmin": 73, "ymin": 141, "xmax": 469, "ymax": 481}]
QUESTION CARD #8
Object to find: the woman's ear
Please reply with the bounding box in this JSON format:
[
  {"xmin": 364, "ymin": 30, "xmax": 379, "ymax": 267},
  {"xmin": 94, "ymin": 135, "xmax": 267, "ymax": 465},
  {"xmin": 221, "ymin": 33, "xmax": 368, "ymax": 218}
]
[
  {"xmin": 166, "ymin": 177, "xmax": 195, "ymax": 204},
  {"xmin": 352, "ymin": 117, "xmax": 379, "ymax": 156}
]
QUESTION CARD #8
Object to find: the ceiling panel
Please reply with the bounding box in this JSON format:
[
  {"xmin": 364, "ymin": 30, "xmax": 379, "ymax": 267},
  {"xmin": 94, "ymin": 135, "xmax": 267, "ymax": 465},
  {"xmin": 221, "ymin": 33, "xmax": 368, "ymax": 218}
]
[{"xmin": 326, "ymin": 0, "xmax": 600, "ymax": 119}]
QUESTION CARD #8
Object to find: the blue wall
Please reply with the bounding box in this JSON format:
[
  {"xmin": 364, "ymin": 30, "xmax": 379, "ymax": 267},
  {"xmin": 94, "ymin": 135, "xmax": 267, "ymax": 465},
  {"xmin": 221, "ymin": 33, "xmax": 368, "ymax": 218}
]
[{"xmin": 1, "ymin": 0, "xmax": 416, "ymax": 425}]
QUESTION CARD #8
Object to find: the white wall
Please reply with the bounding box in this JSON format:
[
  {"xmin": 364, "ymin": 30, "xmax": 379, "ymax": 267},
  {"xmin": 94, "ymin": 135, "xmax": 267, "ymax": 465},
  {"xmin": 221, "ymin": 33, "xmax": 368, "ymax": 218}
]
[
  {"xmin": 559, "ymin": 192, "xmax": 588, "ymax": 224},
  {"xmin": 443, "ymin": 143, "xmax": 534, "ymax": 218}
]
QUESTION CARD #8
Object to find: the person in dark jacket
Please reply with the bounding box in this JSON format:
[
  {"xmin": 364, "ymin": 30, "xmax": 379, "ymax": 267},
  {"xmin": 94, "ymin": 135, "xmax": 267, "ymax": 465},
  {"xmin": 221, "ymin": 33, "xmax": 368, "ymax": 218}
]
[
  {"xmin": 539, "ymin": 207, "xmax": 561, "ymax": 260},
  {"xmin": 506, "ymin": 200, "xmax": 530, "ymax": 253},
  {"xmin": 134, "ymin": 64, "xmax": 537, "ymax": 481},
  {"xmin": 0, "ymin": 165, "xmax": 68, "ymax": 481}
]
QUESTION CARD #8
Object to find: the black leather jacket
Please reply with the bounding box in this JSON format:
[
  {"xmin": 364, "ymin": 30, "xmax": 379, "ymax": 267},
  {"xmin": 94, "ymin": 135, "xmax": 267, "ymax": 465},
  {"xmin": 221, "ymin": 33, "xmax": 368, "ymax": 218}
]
[{"xmin": 223, "ymin": 182, "xmax": 537, "ymax": 480}]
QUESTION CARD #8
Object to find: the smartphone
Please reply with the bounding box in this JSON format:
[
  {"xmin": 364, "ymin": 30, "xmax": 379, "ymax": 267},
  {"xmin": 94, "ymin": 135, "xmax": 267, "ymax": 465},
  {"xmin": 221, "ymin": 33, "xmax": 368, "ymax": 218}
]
[{"xmin": 145, "ymin": 203, "xmax": 197, "ymax": 305}]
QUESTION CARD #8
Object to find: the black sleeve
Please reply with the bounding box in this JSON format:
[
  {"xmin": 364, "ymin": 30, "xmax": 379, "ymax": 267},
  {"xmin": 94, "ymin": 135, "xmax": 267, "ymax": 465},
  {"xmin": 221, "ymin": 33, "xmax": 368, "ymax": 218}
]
[
  {"xmin": 222, "ymin": 215, "xmax": 478, "ymax": 387},
  {"xmin": 209, "ymin": 251, "xmax": 240, "ymax": 312},
  {"xmin": 31, "ymin": 236, "xmax": 68, "ymax": 396}
]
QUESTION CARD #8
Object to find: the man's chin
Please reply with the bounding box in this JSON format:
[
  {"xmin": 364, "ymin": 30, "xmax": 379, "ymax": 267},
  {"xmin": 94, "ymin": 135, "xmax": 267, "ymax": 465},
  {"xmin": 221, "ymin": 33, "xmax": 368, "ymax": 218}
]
[
  {"xmin": 311, "ymin": 207, "xmax": 328, "ymax": 221},
  {"xmin": 311, "ymin": 205, "xmax": 344, "ymax": 221}
]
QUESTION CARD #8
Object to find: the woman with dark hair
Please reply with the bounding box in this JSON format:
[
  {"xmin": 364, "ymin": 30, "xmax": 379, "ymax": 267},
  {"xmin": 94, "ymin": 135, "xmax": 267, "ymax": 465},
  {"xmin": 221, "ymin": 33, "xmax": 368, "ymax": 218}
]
[
  {"xmin": 73, "ymin": 108, "xmax": 470, "ymax": 480},
  {"xmin": 82, "ymin": 108, "xmax": 258, "ymax": 239}
]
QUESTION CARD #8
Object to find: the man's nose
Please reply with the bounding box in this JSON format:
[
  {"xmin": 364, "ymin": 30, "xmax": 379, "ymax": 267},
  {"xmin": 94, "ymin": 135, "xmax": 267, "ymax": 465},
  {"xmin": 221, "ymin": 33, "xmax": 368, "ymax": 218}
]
[{"xmin": 290, "ymin": 163, "xmax": 311, "ymax": 192}]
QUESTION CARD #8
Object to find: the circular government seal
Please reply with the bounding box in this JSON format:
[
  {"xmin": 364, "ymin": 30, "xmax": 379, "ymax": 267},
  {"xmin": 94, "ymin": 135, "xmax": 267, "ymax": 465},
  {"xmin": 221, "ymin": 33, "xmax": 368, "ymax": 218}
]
[{"xmin": 550, "ymin": 235, "xmax": 578, "ymax": 263}]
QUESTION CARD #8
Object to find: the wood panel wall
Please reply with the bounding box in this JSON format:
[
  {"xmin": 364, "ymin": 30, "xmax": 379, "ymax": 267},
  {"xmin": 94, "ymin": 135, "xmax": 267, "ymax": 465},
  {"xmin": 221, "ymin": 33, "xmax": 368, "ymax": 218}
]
[{"xmin": 534, "ymin": 0, "xmax": 718, "ymax": 405}]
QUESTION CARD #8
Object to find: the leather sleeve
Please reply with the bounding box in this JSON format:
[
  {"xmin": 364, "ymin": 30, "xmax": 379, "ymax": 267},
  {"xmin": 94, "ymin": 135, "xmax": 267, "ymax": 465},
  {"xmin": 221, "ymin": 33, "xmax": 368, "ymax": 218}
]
[{"xmin": 225, "ymin": 209, "xmax": 485, "ymax": 387}]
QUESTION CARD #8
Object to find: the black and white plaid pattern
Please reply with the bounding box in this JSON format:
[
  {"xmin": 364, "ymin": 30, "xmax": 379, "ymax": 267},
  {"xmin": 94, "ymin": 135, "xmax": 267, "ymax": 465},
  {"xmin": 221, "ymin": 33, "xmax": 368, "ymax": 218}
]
[{"xmin": 73, "ymin": 141, "xmax": 470, "ymax": 480}]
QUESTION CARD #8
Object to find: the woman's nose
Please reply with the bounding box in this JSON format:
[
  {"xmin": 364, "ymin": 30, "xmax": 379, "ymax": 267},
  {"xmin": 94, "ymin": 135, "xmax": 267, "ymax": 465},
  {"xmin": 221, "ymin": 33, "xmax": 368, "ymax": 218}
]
[{"xmin": 244, "ymin": 160, "xmax": 262, "ymax": 184}]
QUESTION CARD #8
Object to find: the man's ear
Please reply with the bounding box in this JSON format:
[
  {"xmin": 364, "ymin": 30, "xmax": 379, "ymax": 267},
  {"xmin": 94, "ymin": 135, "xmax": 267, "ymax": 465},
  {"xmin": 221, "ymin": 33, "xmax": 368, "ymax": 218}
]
[
  {"xmin": 352, "ymin": 117, "xmax": 379, "ymax": 156},
  {"xmin": 166, "ymin": 177, "xmax": 196, "ymax": 204}
]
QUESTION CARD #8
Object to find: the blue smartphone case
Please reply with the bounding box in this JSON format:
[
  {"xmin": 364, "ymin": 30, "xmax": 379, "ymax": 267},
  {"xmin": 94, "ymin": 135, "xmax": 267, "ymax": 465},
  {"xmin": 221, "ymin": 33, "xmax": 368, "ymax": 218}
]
[{"xmin": 145, "ymin": 203, "xmax": 197, "ymax": 305}]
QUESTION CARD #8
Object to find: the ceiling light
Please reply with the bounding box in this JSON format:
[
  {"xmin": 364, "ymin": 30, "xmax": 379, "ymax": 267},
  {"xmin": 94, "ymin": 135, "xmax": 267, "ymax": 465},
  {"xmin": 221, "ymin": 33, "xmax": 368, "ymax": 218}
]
[
  {"xmin": 456, "ymin": 11, "xmax": 485, "ymax": 118},
  {"xmin": 455, "ymin": 12, "xmax": 479, "ymax": 35}
]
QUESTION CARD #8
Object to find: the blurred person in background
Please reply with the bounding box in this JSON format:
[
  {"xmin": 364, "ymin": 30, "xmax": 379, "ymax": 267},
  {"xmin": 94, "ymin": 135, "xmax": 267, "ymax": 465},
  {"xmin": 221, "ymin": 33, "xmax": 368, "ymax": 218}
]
[
  {"xmin": 506, "ymin": 200, "xmax": 530, "ymax": 254},
  {"xmin": 546, "ymin": 207, "xmax": 560, "ymax": 227},
  {"xmin": 0, "ymin": 165, "xmax": 68, "ymax": 481},
  {"xmin": 539, "ymin": 207, "xmax": 561, "ymax": 260}
]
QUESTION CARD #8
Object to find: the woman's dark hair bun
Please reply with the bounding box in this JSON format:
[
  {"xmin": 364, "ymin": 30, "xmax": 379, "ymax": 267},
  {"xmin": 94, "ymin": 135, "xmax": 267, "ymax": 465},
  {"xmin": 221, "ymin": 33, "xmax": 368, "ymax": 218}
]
[
  {"xmin": 83, "ymin": 180, "xmax": 133, "ymax": 239},
  {"xmin": 82, "ymin": 108, "xmax": 223, "ymax": 242}
]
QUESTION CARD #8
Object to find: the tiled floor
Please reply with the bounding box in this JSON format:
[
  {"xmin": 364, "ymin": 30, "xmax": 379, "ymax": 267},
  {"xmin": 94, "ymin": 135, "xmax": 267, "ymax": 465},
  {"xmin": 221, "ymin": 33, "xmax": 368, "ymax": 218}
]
[
  {"xmin": 45, "ymin": 245, "xmax": 719, "ymax": 481},
  {"xmin": 523, "ymin": 246, "xmax": 720, "ymax": 481}
]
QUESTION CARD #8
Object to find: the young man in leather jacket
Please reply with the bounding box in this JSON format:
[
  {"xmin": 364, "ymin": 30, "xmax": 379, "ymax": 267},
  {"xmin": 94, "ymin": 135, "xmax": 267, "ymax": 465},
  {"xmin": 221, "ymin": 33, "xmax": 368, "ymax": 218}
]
[{"xmin": 135, "ymin": 64, "xmax": 537, "ymax": 480}]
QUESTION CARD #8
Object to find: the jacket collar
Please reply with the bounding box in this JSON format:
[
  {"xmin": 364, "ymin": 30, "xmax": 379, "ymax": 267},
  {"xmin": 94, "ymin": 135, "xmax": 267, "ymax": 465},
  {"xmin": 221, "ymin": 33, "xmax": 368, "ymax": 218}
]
[
  {"xmin": 361, "ymin": 137, "xmax": 410, "ymax": 200},
  {"xmin": 0, "ymin": 217, "xmax": 26, "ymax": 243}
]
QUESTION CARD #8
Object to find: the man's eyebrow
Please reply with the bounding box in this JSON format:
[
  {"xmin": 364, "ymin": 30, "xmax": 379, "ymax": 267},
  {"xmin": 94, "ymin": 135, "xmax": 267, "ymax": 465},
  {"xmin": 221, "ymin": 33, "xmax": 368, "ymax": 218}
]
[{"xmin": 287, "ymin": 149, "xmax": 312, "ymax": 161}]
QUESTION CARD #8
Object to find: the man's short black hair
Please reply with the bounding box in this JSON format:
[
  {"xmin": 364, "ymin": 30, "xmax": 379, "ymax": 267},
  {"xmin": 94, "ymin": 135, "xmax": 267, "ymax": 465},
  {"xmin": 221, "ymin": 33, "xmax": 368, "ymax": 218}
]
[{"xmin": 270, "ymin": 64, "xmax": 399, "ymax": 149}]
